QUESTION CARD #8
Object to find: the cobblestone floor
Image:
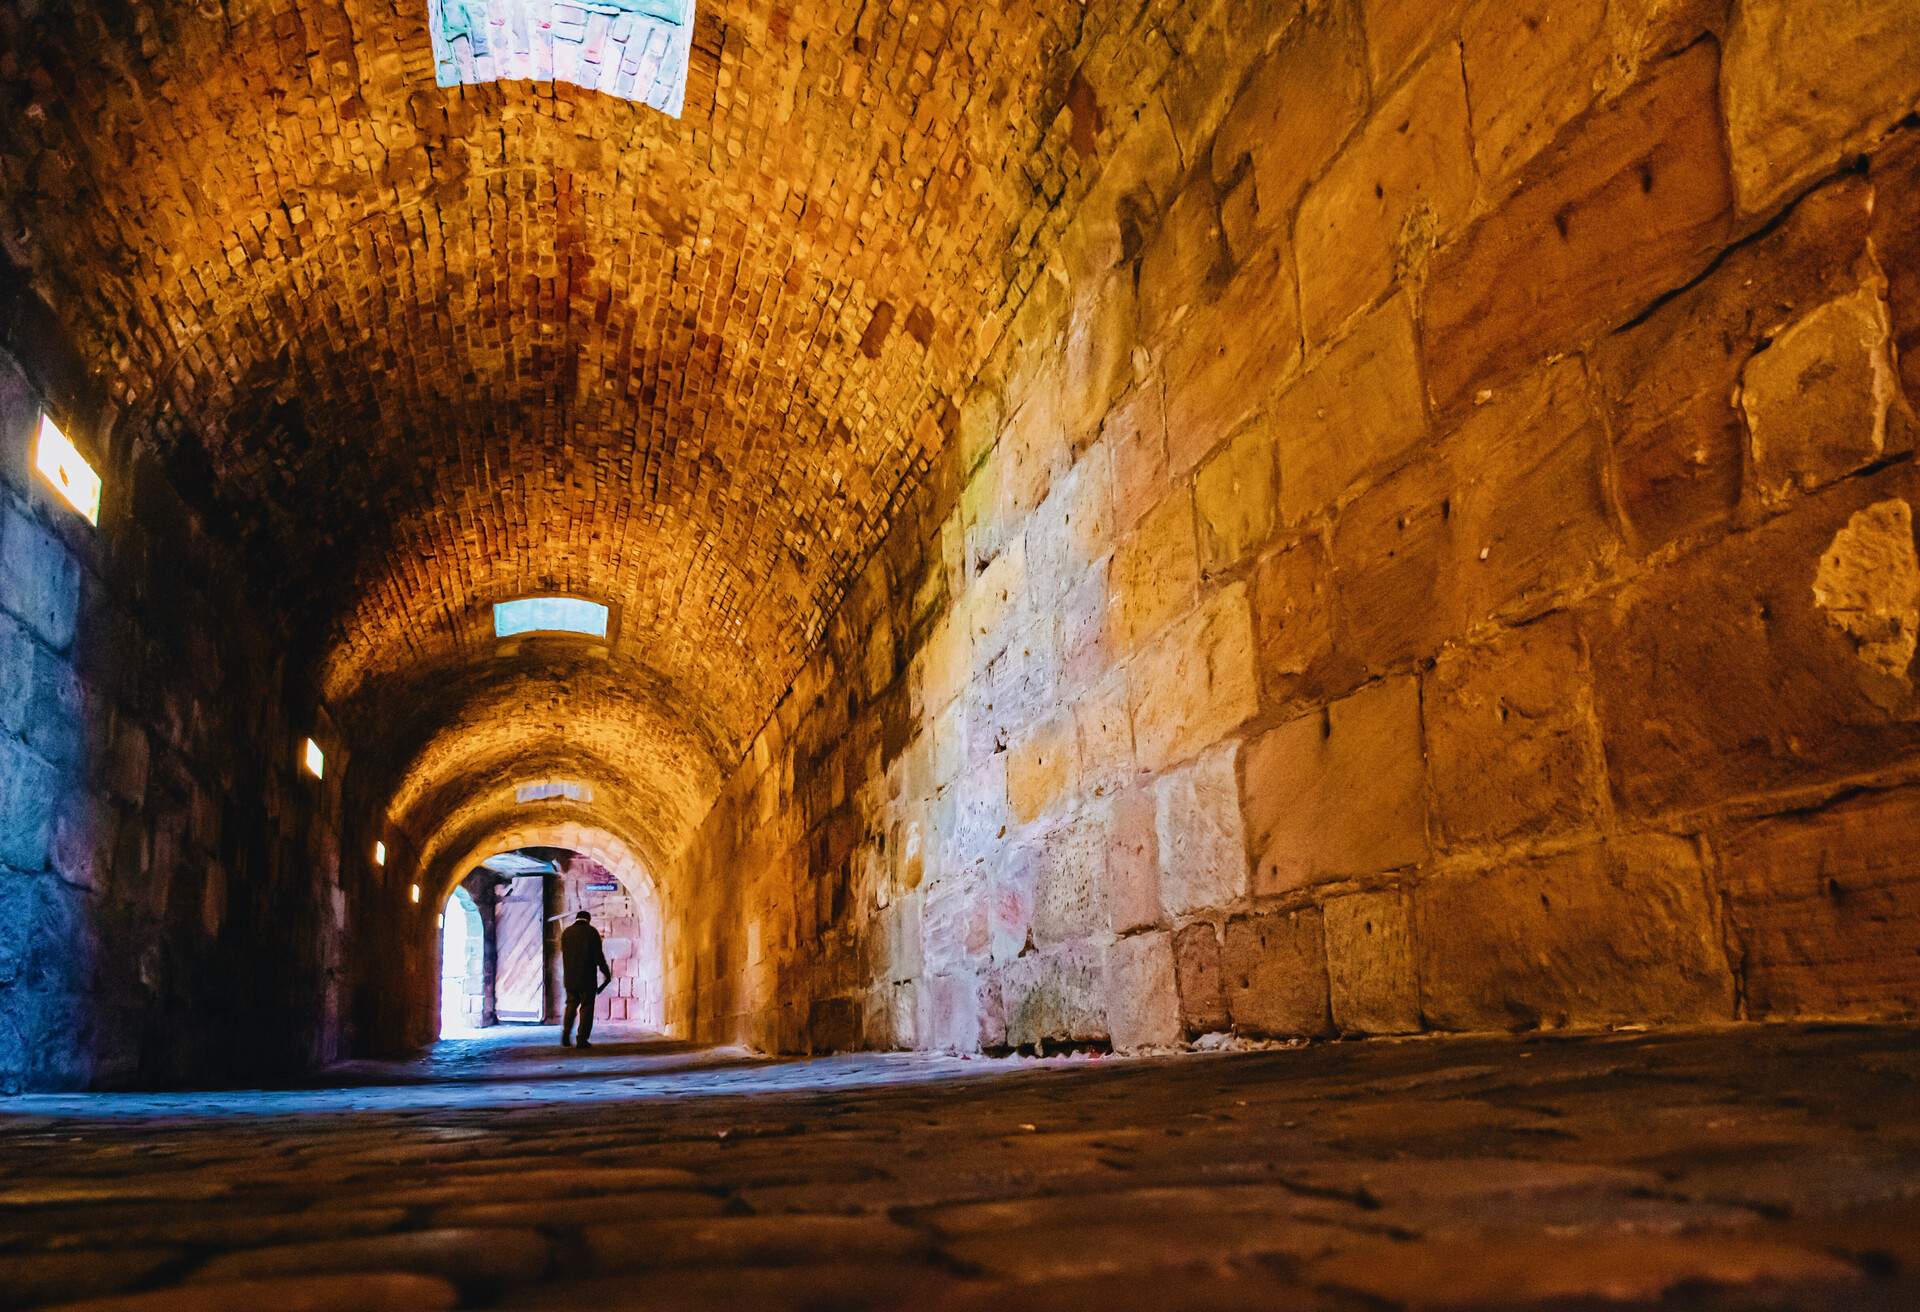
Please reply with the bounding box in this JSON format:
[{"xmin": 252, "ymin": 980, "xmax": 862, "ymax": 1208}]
[{"xmin": 2, "ymin": 1024, "xmax": 1918, "ymax": 1310}]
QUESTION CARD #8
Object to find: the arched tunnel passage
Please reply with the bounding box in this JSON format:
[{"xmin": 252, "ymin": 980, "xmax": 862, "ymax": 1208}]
[
  {"xmin": 423, "ymin": 827, "xmax": 667, "ymax": 1047},
  {"xmin": 0, "ymin": 0, "xmax": 1914, "ymax": 1105},
  {"xmin": 4, "ymin": 0, "xmax": 1920, "ymax": 1303}
]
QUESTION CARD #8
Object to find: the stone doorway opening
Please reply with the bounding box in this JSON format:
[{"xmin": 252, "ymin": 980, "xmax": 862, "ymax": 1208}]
[{"xmin": 438, "ymin": 886, "xmax": 484, "ymax": 1037}]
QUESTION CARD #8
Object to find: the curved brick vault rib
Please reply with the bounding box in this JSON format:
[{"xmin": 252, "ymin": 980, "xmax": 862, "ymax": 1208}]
[
  {"xmin": 0, "ymin": 0, "xmax": 1150, "ymax": 866},
  {"xmin": 422, "ymin": 804, "xmax": 657, "ymax": 912},
  {"xmin": 371, "ymin": 656, "xmax": 725, "ymax": 867},
  {"xmin": 399, "ymin": 740, "xmax": 707, "ymax": 878}
]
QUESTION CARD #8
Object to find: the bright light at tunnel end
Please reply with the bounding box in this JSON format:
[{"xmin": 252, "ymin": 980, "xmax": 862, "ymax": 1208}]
[
  {"xmin": 411, "ymin": 884, "xmax": 422, "ymax": 905},
  {"xmin": 302, "ymin": 738, "xmax": 325, "ymax": 779},
  {"xmin": 374, "ymin": 840, "xmax": 387, "ymax": 866},
  {"xmin": 493, "ymin": 596, "xmax": 610, "ymax": 640}
]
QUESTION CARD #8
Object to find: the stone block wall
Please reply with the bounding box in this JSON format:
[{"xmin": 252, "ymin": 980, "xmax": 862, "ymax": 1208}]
[
  {"xmin": 545, "ymin": 854, "xmax": 665, "ymax": 1028},
  {"xmin": 0, "ymin": 288, "xmax": 350, "ymax": 1091},
  {"xmin": 663, "ymin": 0, "xmax": 1920, "ymax": 1053}
]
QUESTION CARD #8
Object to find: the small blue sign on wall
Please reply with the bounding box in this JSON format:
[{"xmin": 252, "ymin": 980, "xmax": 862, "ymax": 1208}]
[{"xmin": 428, "ymin": 0, "xmax": 696, "ymax": 118}]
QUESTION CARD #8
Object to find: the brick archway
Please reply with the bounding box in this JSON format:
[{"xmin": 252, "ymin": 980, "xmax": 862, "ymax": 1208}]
[{"xmin": 425, "ymin": 819, "xmax": 665, "ymax": 1040}]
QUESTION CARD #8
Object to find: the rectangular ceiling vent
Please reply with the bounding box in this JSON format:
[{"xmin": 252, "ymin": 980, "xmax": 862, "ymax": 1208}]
[
  {"xmin": 493, "ymin": 596, "xmax": 610, "ymax": 640},
  {"xmin": 427, "ymin": 0, "xmax": 697, "ymax": 118},
  {"xmin": 516, "ymin": 780, "xmax": 591, "ymax": 804}
]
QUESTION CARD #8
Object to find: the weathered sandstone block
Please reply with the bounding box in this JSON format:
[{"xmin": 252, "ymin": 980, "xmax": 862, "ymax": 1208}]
[
  {"xmin": 1297, "ymin": 53, "xmax": 1474, "ymax": 344},
  {"xmin": 1105, "ymin": 382, "xmax": 1171, "ymax": 537},
  {"xmin": 50, "ymin": 789, "xmax": 112, "ymax": 893},
  {"xmin": 1449, "ymin": 360, "xmax": 1621, "ymax": 627},
  {"xmin": 808, "ymin": 997, "xmax": 861, "ymax": 1053},
  {"xmin": 1153, "ymin": 741, "xmax": 1248, "ymax": 918},
  {"xmin": 1061, "ymin": 269, "xmax": 1137, "ymax": 454},
  {"xmin": 21, "ymin": 641, "xmax": 83, "ymax": 771},
  {"xmin": 1252, "ymin": 532, "xmax": 1360, "ymax": 715},
  {"xmin": 1331, "ymin": 450, "xmax": 1459, "ymax": 675},
  {"xmin": 969, "ymin": 537, "xmax": 1029, "ymax": 653},
  {"xmin": 922, "ymin": 874, "xmax": 991, "ymax": 978},
  {"xmin": 1222, "ymin": 909, "xmax": 1332, "ymax": 1037},
  {"xmin": 1714, "ymin": 786, "xmax": 1920, "ymax": 1018},
  {"xmin": 925, "ymin": 971, "xmax": 1003, "ymax": 1052},
  {"xmin": 1425, "ymin": 41, "xmax": 1733, "ymax": 410},
  {"xmin": 988, "ymin": 847, "xmax": 1036, "ymax": 966},
  {"xmin": 1139, "ymin": 175, "xmax": 1228, "ymax": 348},
  {"xmin": 1211, "ymin": 5, "xmax": 1368, "ymax": 222},
  {"xmin": 881, "ymin": 892, "xmax": 923, "ymax": 982},
  {"xmin": 0, "ymin": 505, "xmax": 81, "ymax": 653},
  {"xmin": 1161, "ymin": 240, "xmax": 1303, "ymax": 477},
  {"xmin": 958, "ymin": 384, "xmax": 1004, "ymax": 481},
  {"xmin": 1173, "ymin": 921, "xmax": 1229, "ymax": 1034},
  {"xmin": 0, "ymin": 739, "xmax": 59, "ymax": 872},
  {"xmin": 1872, "ymin": 136, "xmax": 1920, "ymax": 407},
  {"xmin": 1723, "ymin": 0, "xmax": 1920, "ymax": 214},
  {"xmin": 917, "ymin": 612, "xmax": 972, "ymax": 719},
  {"xmin": 1003, "ymin": 942, "xmax": 1108, "ymax": 1047},
  {"xmin": 1029, "ymin": 808, "xmax": 1111, "ymax": 948},
  {"xmin": 1590, "ymin": 467, "xmax": 1920, "ymax": 816},
  {"xmin": 1025, "ymin": 451, "xmax": 1114, "ymax": 611},
  {"xmin": 1153, "ymin": 0, "xmax": 1304, "ymax": 187},
  {"xmin": 1005, "ymin": 710, "xmax": 1078, "ymax": 825},
  {"xmin": 1427, "ymin": 613, "xmax": 1605, "ymax": 848},
  {"xmin": 1361, "ymin": 0, "xmax": 1466, "ymax": 92},
  {"xmin": 1415, "ymin": 836, "xmax": 1735, "ymax": 1029},
  {"xmin": 0, "ymin": 610, "xmax": 30, "ymax": 738},
  {"xmin": 1105, "ymin": 931, "xmax": 1182, "ymax": 1050},
  {"xmin": 1105, "ymin": 786, "xmax": 1161, "ymax": 935},
  {"xmin": 1243, "ymin": 676, "xmax": 1428, "ymax": 896},
  {"xmin": 1128, "ymin": 584, "xmax": 1259, "ymax": 772},
  {"xmin": 927, "ymin": 699, "xmax": 967, "ymax": 800},
  {"xmin": 964, "ymin": 630, "xmax": 1054, "ymax": 770},
  {"xmin": 863, "ymin": 981, "xmax": 918, "ymax": 1050},
  {"xmin": 1590, "ymin": 176, "xmax": 1875, "ymax": 551},
  {"xmin": 1073, "ymin": 671, "xmax": 1134, "ymax": 797},
  {"xmin": 1273, "ymin": 294, "xmax": 1427, "ymax": 524},
  {"xmin": 1812, "ymin": 501, "xmax": 1920, "ymax": 697},
  {"xmin": 1324, "ymin": 890, "xmax": 1421, "ymax": 1035},
  {"xmin": 1058, "ymin": 561, "xmax": 1116, "ymax": 697},
  {"xmin": 1462, "ymin": 0, "xmax": 1720, "ymax": 195},
  {"xmin": 1741, "ymin": 287, "xmax": 1915, "ymax": 506},
  {"xmin": 961, "ymin": 459, "xmax": 1011, "ymax": 581},
  {"xmin": 1108, "ymin": 492, "xmax": 1199, "ymax": 653},
  {"xmin": 938, "ymin": 757, "xmax": 1009, "ymax": 875},
  {"xmin": 1194, "ymin": 423, "xmax": 1279, "ymax": 576}
]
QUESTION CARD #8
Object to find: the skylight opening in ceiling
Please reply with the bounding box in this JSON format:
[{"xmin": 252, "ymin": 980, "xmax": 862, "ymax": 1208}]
[
  {"xmin": 493, "ymin": 596, "xmax": 610, "ymax": 640},
  {"xmin": 517, "ymin": 781, "xmax": 592, "ymax": 804},
  {"xmin": 428, "ymin": 0, "xmax": 695, "ymax": 117}
]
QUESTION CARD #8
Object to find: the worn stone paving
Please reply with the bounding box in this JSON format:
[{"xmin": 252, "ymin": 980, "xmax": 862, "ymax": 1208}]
[{"xmin": 2, "ymin": 1024, "xmax": 1919, "ymax": 1310}]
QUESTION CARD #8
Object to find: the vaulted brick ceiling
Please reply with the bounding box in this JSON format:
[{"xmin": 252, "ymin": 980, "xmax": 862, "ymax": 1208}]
[{"xmin": 0, "ymin": 0, "xmax": 1155, "ymax": 865}]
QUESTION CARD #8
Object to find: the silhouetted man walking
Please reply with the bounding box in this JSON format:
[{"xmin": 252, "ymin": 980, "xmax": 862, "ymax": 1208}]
[{"xmin": 560, "ymin": 910, "xmax": 613, "ymax": 1049}]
